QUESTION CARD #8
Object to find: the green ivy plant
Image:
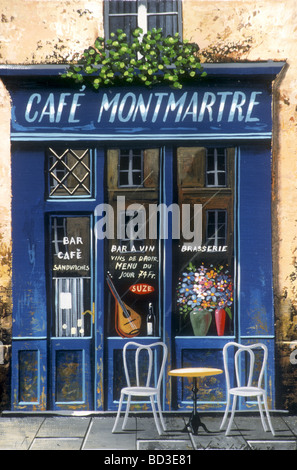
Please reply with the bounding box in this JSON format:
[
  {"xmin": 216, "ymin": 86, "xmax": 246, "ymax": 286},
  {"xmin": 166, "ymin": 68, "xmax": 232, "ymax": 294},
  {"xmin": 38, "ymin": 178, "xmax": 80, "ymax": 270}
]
[{"xmin": 62, "ymin": 27, "xmax": 206, "ymax": 89}]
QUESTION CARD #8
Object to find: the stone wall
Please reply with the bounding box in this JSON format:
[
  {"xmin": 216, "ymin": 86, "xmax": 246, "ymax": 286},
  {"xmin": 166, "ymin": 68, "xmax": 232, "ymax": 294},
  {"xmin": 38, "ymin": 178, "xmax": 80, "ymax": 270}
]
[
  {"xmin": 0, "ymin": 79, "xmax": 12, "ymax": 410},
  {"xmin": 0, "ymin": 0, "xmax": 297, "ymax": 410}
]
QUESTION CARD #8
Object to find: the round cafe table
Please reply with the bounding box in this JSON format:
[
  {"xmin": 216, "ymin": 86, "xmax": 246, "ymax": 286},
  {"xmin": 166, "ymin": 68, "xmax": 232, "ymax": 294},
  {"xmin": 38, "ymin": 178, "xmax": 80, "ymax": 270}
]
[{"xmin": 169, "ymin": 367, "xmax": 223, "ymax": 435}]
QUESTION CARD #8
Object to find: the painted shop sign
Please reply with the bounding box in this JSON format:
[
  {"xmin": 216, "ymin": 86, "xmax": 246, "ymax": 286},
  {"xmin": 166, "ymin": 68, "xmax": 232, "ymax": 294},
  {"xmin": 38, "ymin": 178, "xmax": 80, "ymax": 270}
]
[
  {"xmin": 129, "ymin": 284, "xmax": 155, "ymax": 295},
  {"xmin": 50, "ymin": 216, "xmax": 91, "ymax": 277},
  {"xmin": 110, "ymin": 245, "xmax": 158, "ymax": 281},
  {"xmin": 10, "ymin": 82, "xmax": 272, "ymax": 140}
]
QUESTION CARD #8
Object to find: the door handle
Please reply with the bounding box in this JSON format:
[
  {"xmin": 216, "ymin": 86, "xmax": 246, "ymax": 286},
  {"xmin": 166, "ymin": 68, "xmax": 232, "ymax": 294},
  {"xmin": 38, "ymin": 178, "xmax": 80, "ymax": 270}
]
[{"xmin": 82, "ymin": 302, "xmax": 95, "ymax": 324}]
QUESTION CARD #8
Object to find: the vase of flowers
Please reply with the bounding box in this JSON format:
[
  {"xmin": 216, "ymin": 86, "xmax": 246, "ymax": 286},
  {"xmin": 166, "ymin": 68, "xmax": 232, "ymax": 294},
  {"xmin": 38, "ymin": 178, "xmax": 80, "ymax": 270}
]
[{"xmin": 176, "ymin": 262, "xmax": 233, "ymax": 336}]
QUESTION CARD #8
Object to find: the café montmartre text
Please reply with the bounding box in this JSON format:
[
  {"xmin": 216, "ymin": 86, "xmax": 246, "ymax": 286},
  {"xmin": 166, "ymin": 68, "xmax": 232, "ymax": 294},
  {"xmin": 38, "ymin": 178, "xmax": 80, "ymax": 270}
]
[{"xmin": 24, "ymin": 89, "xmax": 262, "ymax": 124}]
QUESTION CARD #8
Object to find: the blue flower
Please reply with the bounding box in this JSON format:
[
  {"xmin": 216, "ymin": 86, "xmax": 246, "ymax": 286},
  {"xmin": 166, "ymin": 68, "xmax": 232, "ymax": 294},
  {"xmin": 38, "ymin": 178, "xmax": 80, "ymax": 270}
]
[
  {"xmin": 206, "ymin": 287, "xmax": 220, "ymax": 303},
  {"xmin": 188, "ymin": 294, "xmax": 198, "ymax": 307},
  {"xmin": 181, "ymin": 272, "xmax": 195, "ymax": 282},
  {"xmin": 180, "ymin": 283, "xmax": 192, "ymax": 297}
]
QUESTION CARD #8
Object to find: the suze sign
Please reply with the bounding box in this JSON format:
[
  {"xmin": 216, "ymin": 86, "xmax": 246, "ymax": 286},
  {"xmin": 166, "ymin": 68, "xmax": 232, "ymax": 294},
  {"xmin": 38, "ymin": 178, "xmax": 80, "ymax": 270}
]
[
  {"xmin": 10, "ymin": 82, "xmax": 273, "ymax": 141},
  {"xmin": 129, "ymin": 283, "xmax": 155, "ymax": 295}
]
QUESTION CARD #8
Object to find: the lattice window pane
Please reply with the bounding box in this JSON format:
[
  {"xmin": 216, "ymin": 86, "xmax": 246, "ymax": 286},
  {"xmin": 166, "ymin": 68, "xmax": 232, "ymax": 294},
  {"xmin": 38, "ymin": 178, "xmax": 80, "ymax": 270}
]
[
  {"xmin": 48, "ymin": 148, "xmax": 92, "ymax": 197},
  {"xmin": 206, "ymin": 210, "xmax": 227, "ymax": 246}
]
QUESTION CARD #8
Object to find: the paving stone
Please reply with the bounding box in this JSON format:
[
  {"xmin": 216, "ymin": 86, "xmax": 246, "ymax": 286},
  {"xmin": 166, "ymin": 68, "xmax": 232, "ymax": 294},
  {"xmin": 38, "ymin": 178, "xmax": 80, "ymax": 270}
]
[
  {"xmin": 247, "ymin": 440, "xmax": 297, "ymax": 450},
  {"xmin": 37, "ymin": 416, "xmax": 91, "ymax": 438},
  {"xmin": 282, "ymin": 415, "xmax": 297, "ymax": 435},
  {"xmin": 162, "ymin": 415, "xmax": 190, "ymax": 437},
  {"xmin": 136, "ymin": 416, "xmax": 168, "ymax": 440},
  {"xmin": 83, "ymin": 416, "xmax": 136, "ymax": 450},
  {"xmin": 136, "ymin": 415, "xmax": 194, "ymax": 450},
  {"xmin": 233, "ymin": 415, "xmax": 293, "ymax": 439},
  {"xmin": 30, "ymin": 437, "xmax": 83, "ymax": 450},
  {"xmin": 137, "ymin": 439, "xmax": 193, "ymax": 450},
  {"xmin": 0, "ymin": 417, "xmax": 44, "ymax": 450},
  {"xmin": 194, "ymin": 434, "xmax": 248, "ymax": 450},
  {"xmin": 190, "ymin": 416, "xmax": 248, "ymax": 450}
]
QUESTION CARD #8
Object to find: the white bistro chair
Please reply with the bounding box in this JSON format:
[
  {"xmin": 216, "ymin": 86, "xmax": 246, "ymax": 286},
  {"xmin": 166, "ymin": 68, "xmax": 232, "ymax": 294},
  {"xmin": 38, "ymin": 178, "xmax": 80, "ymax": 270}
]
[
  {"xmin": 112, "ymin": 341, "xmax": 168, "ymax": 435},
  {"xmin": 220, "ymin": 341, "xmax": 275, "ymax": 436}
]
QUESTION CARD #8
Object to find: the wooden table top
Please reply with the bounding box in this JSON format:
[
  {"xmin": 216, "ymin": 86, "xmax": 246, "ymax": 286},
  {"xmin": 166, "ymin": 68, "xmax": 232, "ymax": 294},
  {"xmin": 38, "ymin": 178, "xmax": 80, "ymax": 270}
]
[{"xmin": 168, "ymin": 367, "xmax": 223, "ymax": 378}]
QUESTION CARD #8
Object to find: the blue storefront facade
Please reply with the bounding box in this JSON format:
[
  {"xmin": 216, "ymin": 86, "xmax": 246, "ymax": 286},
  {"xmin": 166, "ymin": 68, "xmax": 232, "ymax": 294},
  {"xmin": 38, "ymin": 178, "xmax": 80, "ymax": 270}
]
[{"xmin": 2, "ymin": 62, "xmax": 284, "ymax": 412}]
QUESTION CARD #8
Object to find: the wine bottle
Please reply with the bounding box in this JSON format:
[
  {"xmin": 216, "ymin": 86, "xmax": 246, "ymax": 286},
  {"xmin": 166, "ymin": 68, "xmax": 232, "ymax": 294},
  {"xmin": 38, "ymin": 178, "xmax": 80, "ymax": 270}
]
[{"xmin": 147, "ymin": 302, "xmax": 155, "ymax": 336}]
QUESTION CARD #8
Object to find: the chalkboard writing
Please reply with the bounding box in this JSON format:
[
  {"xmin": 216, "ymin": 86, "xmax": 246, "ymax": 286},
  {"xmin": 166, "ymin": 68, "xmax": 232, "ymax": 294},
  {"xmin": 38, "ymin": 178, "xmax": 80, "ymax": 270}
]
[
  {"xmin": 51, "ymin": 216, "xmax": 90, "ymax": 278},
  {"xmin": 107, "ymin": 244, "xmax": 159, "ymax": 337},
  {"xmin": 110, "ymin": 245, "xmax": 158, "ymax": 281}
]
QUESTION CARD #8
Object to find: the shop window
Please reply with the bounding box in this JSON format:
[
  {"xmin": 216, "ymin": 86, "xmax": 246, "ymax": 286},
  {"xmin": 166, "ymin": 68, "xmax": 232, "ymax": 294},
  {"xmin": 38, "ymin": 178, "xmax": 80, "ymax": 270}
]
[
  {"xmin": 175, "ymin": 147, "xmax": 235, "ymax": 337},
  {"xmin": 106, "ymin": 147, "xmax": 160, "ymax": 338},
  {"xmin": 104, "ymin": 0, "xmax": 182, "ymax": 41},
  {"xmin": 206, "ymin": 148, "xmax": 227, "ymax": 187},
  {"xmin": 107, "ymin": 148, "xmax": 159, "ymax": 189},
  {"xmin": 50, "ymin": 216, "xmax": 92, "ymax": 337},
  {"xmin": 47, "ymin": 148, "xmax": 92, "ymax": 198},
  {"xmin": 118, "ymin": 149, "xmax": 143, "ymax": 187}
]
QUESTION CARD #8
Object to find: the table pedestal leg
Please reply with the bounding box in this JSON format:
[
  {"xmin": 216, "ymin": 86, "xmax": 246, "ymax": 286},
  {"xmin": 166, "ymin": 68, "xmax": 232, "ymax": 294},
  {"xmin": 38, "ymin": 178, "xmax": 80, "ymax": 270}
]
[{"xmin": 183, "ymin": 377, "xmax": 209, "ymax": 435}]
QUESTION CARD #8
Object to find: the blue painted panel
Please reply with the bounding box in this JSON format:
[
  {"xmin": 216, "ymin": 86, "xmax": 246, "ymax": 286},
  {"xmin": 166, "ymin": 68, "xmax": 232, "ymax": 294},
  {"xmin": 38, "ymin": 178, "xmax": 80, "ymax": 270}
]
[
  {"xmin": 237, "ymin": 144, "xmax": 275, "ymax": 408},
  {"xmin": 225, "ymin": 339, "xmax": 275, "ymax": 410},
  {"xmin": 10, "ymin": 81, "xmax": 273, "ymax": 141},
  {"xmin": 11, "ymin": 339, "xmax": 47, "ymax": 410},
  {"xmin": 107, "ymin": 337, "xmax": 163, "ymax": 410},
  {"xmin": 174, "ymin": 337, "xmax": 229, "ymax": 411},
  {"xmin": 50, "ymin": 338, "xmax": 93, "ymax": 409},
  {"xmin": 11, "ymin": 147, "xmax": 47, "ymax": 337},
  {"xmin": 173, "ymin": 337, "xmax": 275, "ymax": 411},
  {"xmin": 238, "ymin": 144, "xmax": 274, "ymax": 337}
]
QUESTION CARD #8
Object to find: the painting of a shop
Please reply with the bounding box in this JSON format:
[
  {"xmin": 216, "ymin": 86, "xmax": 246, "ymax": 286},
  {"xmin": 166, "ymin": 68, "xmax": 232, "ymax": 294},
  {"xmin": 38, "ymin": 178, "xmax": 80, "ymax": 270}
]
[{"xmin": 3, "ymin": 61, "xmax": 283, "ymax": 412}]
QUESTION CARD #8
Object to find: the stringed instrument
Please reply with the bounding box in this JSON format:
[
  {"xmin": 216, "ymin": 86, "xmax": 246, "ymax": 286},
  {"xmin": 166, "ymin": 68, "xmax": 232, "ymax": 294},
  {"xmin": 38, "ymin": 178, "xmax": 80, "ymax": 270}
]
[{"xmin": 106, "ymin": 272, "xmax": 142, "ymax": 338}]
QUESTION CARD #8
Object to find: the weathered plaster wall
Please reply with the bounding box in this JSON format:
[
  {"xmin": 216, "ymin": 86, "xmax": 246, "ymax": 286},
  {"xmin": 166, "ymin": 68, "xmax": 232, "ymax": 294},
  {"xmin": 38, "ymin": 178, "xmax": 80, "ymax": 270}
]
[
  {"xmin": 0, "ymin": 0, "xmax": 104, "ymax": 63},
  {"xmin": 0, "ymin": 0, "xmax": 297, "ymax": 409},
  {"xmin": 0, "ymin": 78, "xmax": 11, "ymax": 410}
]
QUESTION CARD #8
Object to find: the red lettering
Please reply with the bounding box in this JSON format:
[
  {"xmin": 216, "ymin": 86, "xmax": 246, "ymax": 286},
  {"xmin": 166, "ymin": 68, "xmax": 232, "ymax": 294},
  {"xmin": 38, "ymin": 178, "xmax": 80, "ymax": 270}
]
[{"xmin": 129, "ymin": 283, "xmax": 155, "ymax": 295}]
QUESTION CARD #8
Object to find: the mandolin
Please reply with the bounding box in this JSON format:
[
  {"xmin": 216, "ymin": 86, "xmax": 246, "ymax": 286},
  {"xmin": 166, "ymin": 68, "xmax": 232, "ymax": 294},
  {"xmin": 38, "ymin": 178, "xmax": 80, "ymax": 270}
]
[{"xmin": 106, "ymin": 272, "xmax": 142, "ymax": 338}]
